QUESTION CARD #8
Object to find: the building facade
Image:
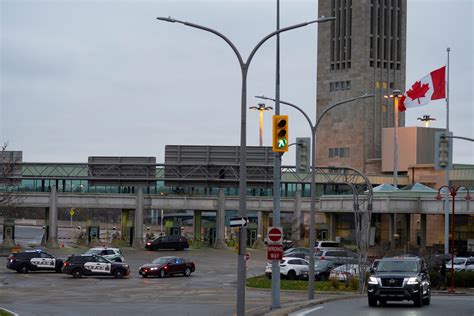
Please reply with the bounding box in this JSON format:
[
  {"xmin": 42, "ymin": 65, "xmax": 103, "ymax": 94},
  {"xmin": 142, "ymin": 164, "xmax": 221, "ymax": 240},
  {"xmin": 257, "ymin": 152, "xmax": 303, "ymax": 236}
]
[{"xmin": 316, "ymin": 0, "xmax": 407, "ymax": 174}]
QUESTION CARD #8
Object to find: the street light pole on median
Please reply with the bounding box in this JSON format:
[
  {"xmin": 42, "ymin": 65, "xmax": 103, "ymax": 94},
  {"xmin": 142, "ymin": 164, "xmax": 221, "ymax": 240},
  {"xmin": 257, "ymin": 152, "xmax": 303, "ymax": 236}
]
[
  {"xmin": 256, "ymin": 93, "xmax": 374, "ymax": 299},
  {"xmin": 156, "ymin": 15, "xmax": 335, "ymax": 316}
]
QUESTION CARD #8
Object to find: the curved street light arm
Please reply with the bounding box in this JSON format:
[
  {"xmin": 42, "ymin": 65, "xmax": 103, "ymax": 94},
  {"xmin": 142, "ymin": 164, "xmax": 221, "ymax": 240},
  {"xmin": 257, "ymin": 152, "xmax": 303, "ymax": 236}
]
[
  {"xmin": 246, "ymin": 17, "xmax": 334, "ymax": 68},
  {"xmin": 255, "ymin": 95, "xmax": 314, "ymax": 131},
  {"xmin": 314, "ymin": 94, "xmax": 375, "ymax": 130},
  {"xmin": 157, "ymin": 17, "xmax": 245, "ymax": 67}
]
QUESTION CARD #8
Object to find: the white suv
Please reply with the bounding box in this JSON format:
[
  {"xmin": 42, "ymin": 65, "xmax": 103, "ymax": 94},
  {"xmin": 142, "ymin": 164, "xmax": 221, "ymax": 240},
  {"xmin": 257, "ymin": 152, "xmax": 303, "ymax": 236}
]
[
  {"xmin": 265, "ymin": 257, "xmax": 309, "ymax": 280},
  {"xmin": 83, "ymin": 247, "xmax": 124, "ymax": 262}
]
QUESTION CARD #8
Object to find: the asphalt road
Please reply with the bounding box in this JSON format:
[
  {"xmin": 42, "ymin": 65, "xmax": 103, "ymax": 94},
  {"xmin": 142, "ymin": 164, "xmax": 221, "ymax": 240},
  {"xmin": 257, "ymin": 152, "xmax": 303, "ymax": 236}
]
[
  {"xmin": 289, "ymin": 296, "xmax": 474, "ymax": 316},
  {"xmin": 0, "ymin": 245, "xmax": 329, "ymax": 316}
]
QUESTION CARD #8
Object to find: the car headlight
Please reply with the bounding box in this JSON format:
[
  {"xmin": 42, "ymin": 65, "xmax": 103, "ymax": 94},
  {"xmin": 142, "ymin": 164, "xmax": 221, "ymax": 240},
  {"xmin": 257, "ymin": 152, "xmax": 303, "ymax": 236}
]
[
  {"xmin": 407, "ymin": 277, "xmax": 420, "ymax": 285},
  {"xmin": 368, "ymin": 276, "xmax": 378, "ymax": 285},
  {"xmin": 151, "ymin": 267, "xmax": 158, "ymax": 270}
]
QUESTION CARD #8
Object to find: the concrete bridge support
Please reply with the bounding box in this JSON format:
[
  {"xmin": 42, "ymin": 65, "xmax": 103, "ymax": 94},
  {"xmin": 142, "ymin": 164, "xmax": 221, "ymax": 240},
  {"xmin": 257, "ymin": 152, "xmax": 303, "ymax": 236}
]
[
  {"xmin": 193, "ymin": 210, "xmax": 202, "ymax": 248},
  {"xmin": 214, "ymin": 189, "xmax": 227, "ymax": 249},
  {"xmin": 292, "ymin": 191, "xmax": 302, "ymax": 245},
  {"xmin": 420, "ymin": 214, "xmax": 427, "ymax": 253},
  {"xmin": 121, "ymin": 209, "xmax": 130, "ymax": 244},
  {"xmin": 389, "ymin": 213, "xmax": 395, "ymax": 250},
  {"xmin": 46, "ymin": 185, "xmax": 59, "ymax": 248},
  {"xmin": 328, "ymin": 213, "xmax": 336, "ymax": 241},
  {"xmin": 133, "ymin": 189, "xmax": 144, "ymax": 249}
]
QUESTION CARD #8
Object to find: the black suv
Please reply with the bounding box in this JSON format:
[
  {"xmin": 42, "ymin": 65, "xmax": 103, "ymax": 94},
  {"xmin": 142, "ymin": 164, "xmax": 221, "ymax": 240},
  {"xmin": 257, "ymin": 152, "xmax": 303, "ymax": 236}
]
[
  {"xmin": 62, "ymin": 255, "xmax": 130, "ymax": 279},
  {"xmin": 368, "ymin": 257, "xmax": 431, "ymax": 307},
  {"xmin": 6, "ymin": 250, "xmax": 63, "ymax": 273},
  {"xmin": 145, "ymin": 235, "xmax": 189, "ymax": 251}
]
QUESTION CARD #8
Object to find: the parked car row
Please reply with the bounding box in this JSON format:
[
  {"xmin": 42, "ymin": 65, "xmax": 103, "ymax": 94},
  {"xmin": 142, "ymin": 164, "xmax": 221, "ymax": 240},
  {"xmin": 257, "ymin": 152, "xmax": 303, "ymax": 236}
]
[{"xmin": 6, "ymin": 248, "xmax": 195, "ymax": 280}]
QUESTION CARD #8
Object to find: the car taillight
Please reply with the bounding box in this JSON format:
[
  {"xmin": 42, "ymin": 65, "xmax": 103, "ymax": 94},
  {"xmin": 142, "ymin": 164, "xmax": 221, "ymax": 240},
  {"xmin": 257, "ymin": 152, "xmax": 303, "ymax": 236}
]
[
  {"xmin": 146, "ymin": 243, "xmax": 151, "ymax": 246},
  {"xmin": 64, "ymin": 262, "xmax": 70, "ymax": 267},
  {"xmin": 320, "ymin": 256, "xmax": 325, "ymax": 260}
]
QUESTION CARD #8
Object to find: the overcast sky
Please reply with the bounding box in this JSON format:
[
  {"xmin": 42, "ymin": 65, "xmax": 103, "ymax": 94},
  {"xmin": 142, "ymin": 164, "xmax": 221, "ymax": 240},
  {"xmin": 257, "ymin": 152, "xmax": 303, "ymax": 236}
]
[{"xmin": 1, "ymin": 0, "xmax": 473, "ymax": 165}]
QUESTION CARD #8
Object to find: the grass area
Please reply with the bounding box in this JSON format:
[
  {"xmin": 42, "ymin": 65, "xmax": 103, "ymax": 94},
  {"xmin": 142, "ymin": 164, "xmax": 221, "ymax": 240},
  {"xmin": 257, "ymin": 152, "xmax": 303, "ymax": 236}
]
[
  {"xmin": 0, "ymin": 309, "xmax": 14, "ymax": 316},
  {"xmin": 246, "ymin": 275, "xmax": 358, "ymax": 292}
]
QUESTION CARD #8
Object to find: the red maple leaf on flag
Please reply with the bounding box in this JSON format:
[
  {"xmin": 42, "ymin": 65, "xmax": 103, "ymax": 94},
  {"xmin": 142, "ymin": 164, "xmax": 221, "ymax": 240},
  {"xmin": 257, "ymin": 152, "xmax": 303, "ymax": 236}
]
[{"xmin": 406, "ymin": 81, "xmax": 430, "ymax": 104}]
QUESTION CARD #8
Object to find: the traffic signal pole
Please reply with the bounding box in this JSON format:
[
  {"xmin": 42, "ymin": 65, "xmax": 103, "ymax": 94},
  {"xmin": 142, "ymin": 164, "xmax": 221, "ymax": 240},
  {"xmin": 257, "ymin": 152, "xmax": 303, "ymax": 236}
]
[{"xmin": 156, "ymin": 15, "xmax": 336, "ymax": 316}]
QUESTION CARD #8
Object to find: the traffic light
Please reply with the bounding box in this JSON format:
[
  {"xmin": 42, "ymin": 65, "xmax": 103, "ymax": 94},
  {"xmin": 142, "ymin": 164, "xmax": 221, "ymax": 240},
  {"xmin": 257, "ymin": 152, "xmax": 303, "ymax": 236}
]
[
  {"xmin": 434, "ymin": 131, "xmax": 453, "ymax": 170},
  {"xmin": 296, "ymin": 137, "xmax": 310, "ymax": 172},
  {"xmin": 272, "ymin": 115, "xmax": 289, "ymax": 153}
]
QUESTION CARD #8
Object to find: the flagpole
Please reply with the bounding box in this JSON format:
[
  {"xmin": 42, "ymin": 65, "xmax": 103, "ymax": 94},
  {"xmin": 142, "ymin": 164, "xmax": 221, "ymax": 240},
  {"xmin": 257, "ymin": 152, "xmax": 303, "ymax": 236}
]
[{"xmin": 444, "ymin": 47, "xmax": 450, "ymax": 255}]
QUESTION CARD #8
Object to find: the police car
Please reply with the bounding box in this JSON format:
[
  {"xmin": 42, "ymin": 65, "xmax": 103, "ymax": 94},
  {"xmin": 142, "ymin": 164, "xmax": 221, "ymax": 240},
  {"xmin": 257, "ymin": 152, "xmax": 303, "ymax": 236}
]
[
  {"xmin": 83, "ymin": 247, "xmax": 124, "ymax": 262},
  {"xmin": 6, "ymin": 250, "xmax": 64, "ymax": 273},
  {"xmin": 62, "ymin": 254, "xmax": 130, "ymax": 279}
]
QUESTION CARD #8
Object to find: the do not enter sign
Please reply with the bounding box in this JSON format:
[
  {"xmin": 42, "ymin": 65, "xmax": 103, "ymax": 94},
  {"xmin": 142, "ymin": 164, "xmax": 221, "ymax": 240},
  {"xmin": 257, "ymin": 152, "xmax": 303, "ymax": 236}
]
[{"xmin": 267, "ymin": 227, "xmax": 283, "ymax": 244}]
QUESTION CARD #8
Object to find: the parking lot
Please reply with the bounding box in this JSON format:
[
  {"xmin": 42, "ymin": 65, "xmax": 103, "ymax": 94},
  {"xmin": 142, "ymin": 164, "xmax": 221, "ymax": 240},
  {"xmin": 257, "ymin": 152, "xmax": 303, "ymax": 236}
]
[{"xmin": 0, "ymin": 246, "xmax": 318, "ymax": 316}]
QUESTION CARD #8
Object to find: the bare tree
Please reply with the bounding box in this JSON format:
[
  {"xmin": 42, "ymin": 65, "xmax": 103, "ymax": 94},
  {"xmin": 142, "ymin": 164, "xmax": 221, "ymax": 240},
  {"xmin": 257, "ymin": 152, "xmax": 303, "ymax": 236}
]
[{"xmin": 0, "ymin": 142, "xmax": 22, "ymax": 216}]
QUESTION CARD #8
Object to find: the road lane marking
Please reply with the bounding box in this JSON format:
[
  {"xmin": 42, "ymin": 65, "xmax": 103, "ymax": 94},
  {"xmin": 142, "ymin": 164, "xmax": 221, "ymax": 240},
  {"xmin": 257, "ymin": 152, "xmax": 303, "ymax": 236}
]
[{"xmin": 288, "ymin": 305, "xmax": 324, "ymax": 316}]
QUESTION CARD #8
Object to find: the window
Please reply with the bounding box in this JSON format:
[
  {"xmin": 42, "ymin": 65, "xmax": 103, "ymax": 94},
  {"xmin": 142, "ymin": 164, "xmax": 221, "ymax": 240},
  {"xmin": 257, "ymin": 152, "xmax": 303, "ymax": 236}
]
[
  {"xmin": 341, "ymin": 81, "xmax": 346, "ymax": 90},
  {"xmin": 335, "ymin": 82, "xmax": 340, "ymax": 91},
  {"xmin": 329, "ymin": 147, "xmax": 350, "ymax": 158},
  {"xmin": 346, "ymin": 81, "xmax": 351, "ymax": 89},
  {"xmin": 40, "ymin": 252, "xmax": 53, "ymax": 259},
  {"xmin": 330, "ymin": 82, "xmax": 334, "ymax": 91}
]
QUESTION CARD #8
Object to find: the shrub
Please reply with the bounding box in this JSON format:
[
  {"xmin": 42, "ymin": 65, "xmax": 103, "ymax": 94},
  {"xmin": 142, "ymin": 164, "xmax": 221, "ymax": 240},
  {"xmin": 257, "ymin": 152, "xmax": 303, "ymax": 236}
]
[
  {"xmin": 346, "ymin": 276, "xmax": 359, "ymax": 291},
  {"xmin": 430, "ymin": 270, "xmax": 474, "ymax": 288},
  {"xmin": 329, "ymin": 277, "xmax": 340, "ymax": 290}
]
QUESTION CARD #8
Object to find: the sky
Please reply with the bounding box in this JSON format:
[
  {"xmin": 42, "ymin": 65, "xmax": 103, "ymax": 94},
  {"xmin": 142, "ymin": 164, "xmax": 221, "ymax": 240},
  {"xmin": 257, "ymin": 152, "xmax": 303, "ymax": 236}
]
[{"xmin": 1, "ymin": 0, "xmax": 473, "ymax": 165}]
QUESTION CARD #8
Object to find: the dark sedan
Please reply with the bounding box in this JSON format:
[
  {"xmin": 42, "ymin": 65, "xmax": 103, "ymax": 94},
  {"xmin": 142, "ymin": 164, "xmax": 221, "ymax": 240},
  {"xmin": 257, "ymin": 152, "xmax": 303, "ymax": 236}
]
[
  {"xmin": 139, "ymin": 256, "xmax": 195, "ymax": 278},
  {"xmin": 314, "ymin": 260, "xmax": 335, "ymax": 281}
]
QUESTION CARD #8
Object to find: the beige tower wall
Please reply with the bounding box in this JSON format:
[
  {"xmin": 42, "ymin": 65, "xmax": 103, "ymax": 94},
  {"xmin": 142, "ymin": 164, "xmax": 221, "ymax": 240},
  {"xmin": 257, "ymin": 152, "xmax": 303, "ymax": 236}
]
[{"xmin": 316, "ymin": 0, "xmax": 407, "ymax": 174}]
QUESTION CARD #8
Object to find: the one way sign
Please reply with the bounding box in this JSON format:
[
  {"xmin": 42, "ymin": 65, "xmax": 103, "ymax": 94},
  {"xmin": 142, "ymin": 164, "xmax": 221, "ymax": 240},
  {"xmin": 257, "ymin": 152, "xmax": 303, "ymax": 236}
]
[{"xmin": 230, "ymin": 217, "xmax": 249, "ymax": 228}]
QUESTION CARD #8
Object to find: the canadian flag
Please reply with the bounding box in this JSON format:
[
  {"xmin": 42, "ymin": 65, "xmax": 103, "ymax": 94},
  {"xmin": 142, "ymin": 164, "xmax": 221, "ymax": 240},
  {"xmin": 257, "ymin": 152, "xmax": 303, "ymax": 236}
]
[{"xmin": 399, "ymin": 66, "xmax": 446, "ymax": 112}]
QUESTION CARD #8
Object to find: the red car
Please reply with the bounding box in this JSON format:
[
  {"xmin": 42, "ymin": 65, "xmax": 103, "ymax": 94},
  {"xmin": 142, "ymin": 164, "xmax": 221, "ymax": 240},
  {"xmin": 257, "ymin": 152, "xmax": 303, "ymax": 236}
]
[{"xmin": 139, "ymin": 256, "xmax": 195, "ymax": 278}]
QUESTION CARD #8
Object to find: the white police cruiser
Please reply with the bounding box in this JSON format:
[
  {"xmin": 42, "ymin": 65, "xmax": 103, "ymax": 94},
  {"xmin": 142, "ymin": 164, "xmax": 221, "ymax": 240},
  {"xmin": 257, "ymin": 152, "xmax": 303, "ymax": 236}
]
[
  {"xmin": 62, "ymin": 254, "xmax": 130, "ymax": 279},
  {"xmin": 83, "ymin": 247, "xmax": 124, "ymax": 262},
  {"xmin": 7, "ymin": 249, "xmax": 64, "ymax": 273}
]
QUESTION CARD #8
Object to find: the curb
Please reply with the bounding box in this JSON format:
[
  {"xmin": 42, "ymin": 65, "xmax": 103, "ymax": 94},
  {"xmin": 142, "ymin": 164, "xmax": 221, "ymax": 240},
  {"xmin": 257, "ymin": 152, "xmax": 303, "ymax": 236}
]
[{"xmin": 246, "ymin": 294, "xmax": 362, "ymax": 316}]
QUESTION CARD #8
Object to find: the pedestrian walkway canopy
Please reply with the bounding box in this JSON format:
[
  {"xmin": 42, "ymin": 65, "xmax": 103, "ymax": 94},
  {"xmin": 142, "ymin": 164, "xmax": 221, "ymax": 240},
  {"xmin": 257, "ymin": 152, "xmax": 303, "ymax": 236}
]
[{"xmin": 400, "ymin": 182, "xmax": 437, "ymax": 192}]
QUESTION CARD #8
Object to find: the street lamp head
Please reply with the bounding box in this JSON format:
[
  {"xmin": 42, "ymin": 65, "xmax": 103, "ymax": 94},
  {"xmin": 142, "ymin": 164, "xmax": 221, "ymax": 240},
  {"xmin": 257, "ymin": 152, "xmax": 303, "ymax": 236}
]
[
  {"xmin": 384, "ymin": 89, "xmax": 403, "ymax": 99},
  {"xmin": 156, "ymin": 16, "xmax": 177, "ymax": 23},
  {"xmin": 316, "ymin": 16, "xmax": 337, "ymax": 22}
]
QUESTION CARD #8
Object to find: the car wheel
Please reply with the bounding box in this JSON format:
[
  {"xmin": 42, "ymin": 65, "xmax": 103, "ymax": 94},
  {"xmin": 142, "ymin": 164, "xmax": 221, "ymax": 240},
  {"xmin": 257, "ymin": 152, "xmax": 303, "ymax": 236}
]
[
  {"xmin": 72, "ymin": 269, "xmax": 83, "ymax": 279},
  {"xmin": 379, "ymin": 299, "xmax": 387, "ymax": 306},
  {"xmin": 413, "ymin": 291, "xmax": 423, "ymax": 307},
  {"xmin": 287, "ymin": 270, "xmax": 296, "ymax": 280},
  {"xmin": 55, "ymin": 267, "xmax": 62, "ymax": 273},
  {"xmin": 114, "ymin": 269, "xmax": 124, "ymax": 279},
  {"xmin": 141, "ymin": 274, "xmax": 148, "ymax": 278},
  {"xmin": 422, "ymin": 295, "xmax": 430, "ymax": 306},
  {"xmin": 159, "ymin": 269, "xmax": 165, "ymax": 278},
  {"xmin": 368, "ymin": 296, "xmax": 377, "ymax": 307},
  {"xmin": 183, "ymin": 267, "xmax": 192, "ymax": 277},
  {"xmin": 18, "ymin": 265, "xmax": 29, "ymax": 274}
]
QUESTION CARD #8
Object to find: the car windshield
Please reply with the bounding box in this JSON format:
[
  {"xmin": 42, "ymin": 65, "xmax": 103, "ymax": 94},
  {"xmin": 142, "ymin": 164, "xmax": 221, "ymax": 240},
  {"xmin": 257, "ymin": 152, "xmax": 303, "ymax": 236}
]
[
  {"xmin": 84, "ymin": 249, "xmax": 101, "ymax": 255},
  {"xmin": 152, "ymin": 257, "xmax": 171, "ymax": 264},
  {"xmin": 377, "ymin": 260, "xmax": 419, "ymax": 272},
  {"xmin": 449, "ymin": 258, "xmax": 466, "ymax": 265},
  {"xmin": 315, "ymin": 261, "xmax": 332, "ymax": 268}
]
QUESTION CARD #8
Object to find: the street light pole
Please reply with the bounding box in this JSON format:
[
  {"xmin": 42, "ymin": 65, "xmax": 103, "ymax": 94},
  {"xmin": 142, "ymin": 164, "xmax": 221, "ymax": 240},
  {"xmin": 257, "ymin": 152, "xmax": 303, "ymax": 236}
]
[
  {"xmin": 436, "ymin": 186, "xmax": 472, "ymax": 293},
  {"xmin": 157, "ymin": 15, "xmax": 335, "ymax": 316},
  {"xmin": 256, "ymin": 93, "xmax": 374, "ymax": 299},
  {"xmin": 384, "ymin": 90, "xmax": 402, "ymax": 188},
  {"xmin": 249, "ymin": 103, "xmax": 273, "ymax": 147}
]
